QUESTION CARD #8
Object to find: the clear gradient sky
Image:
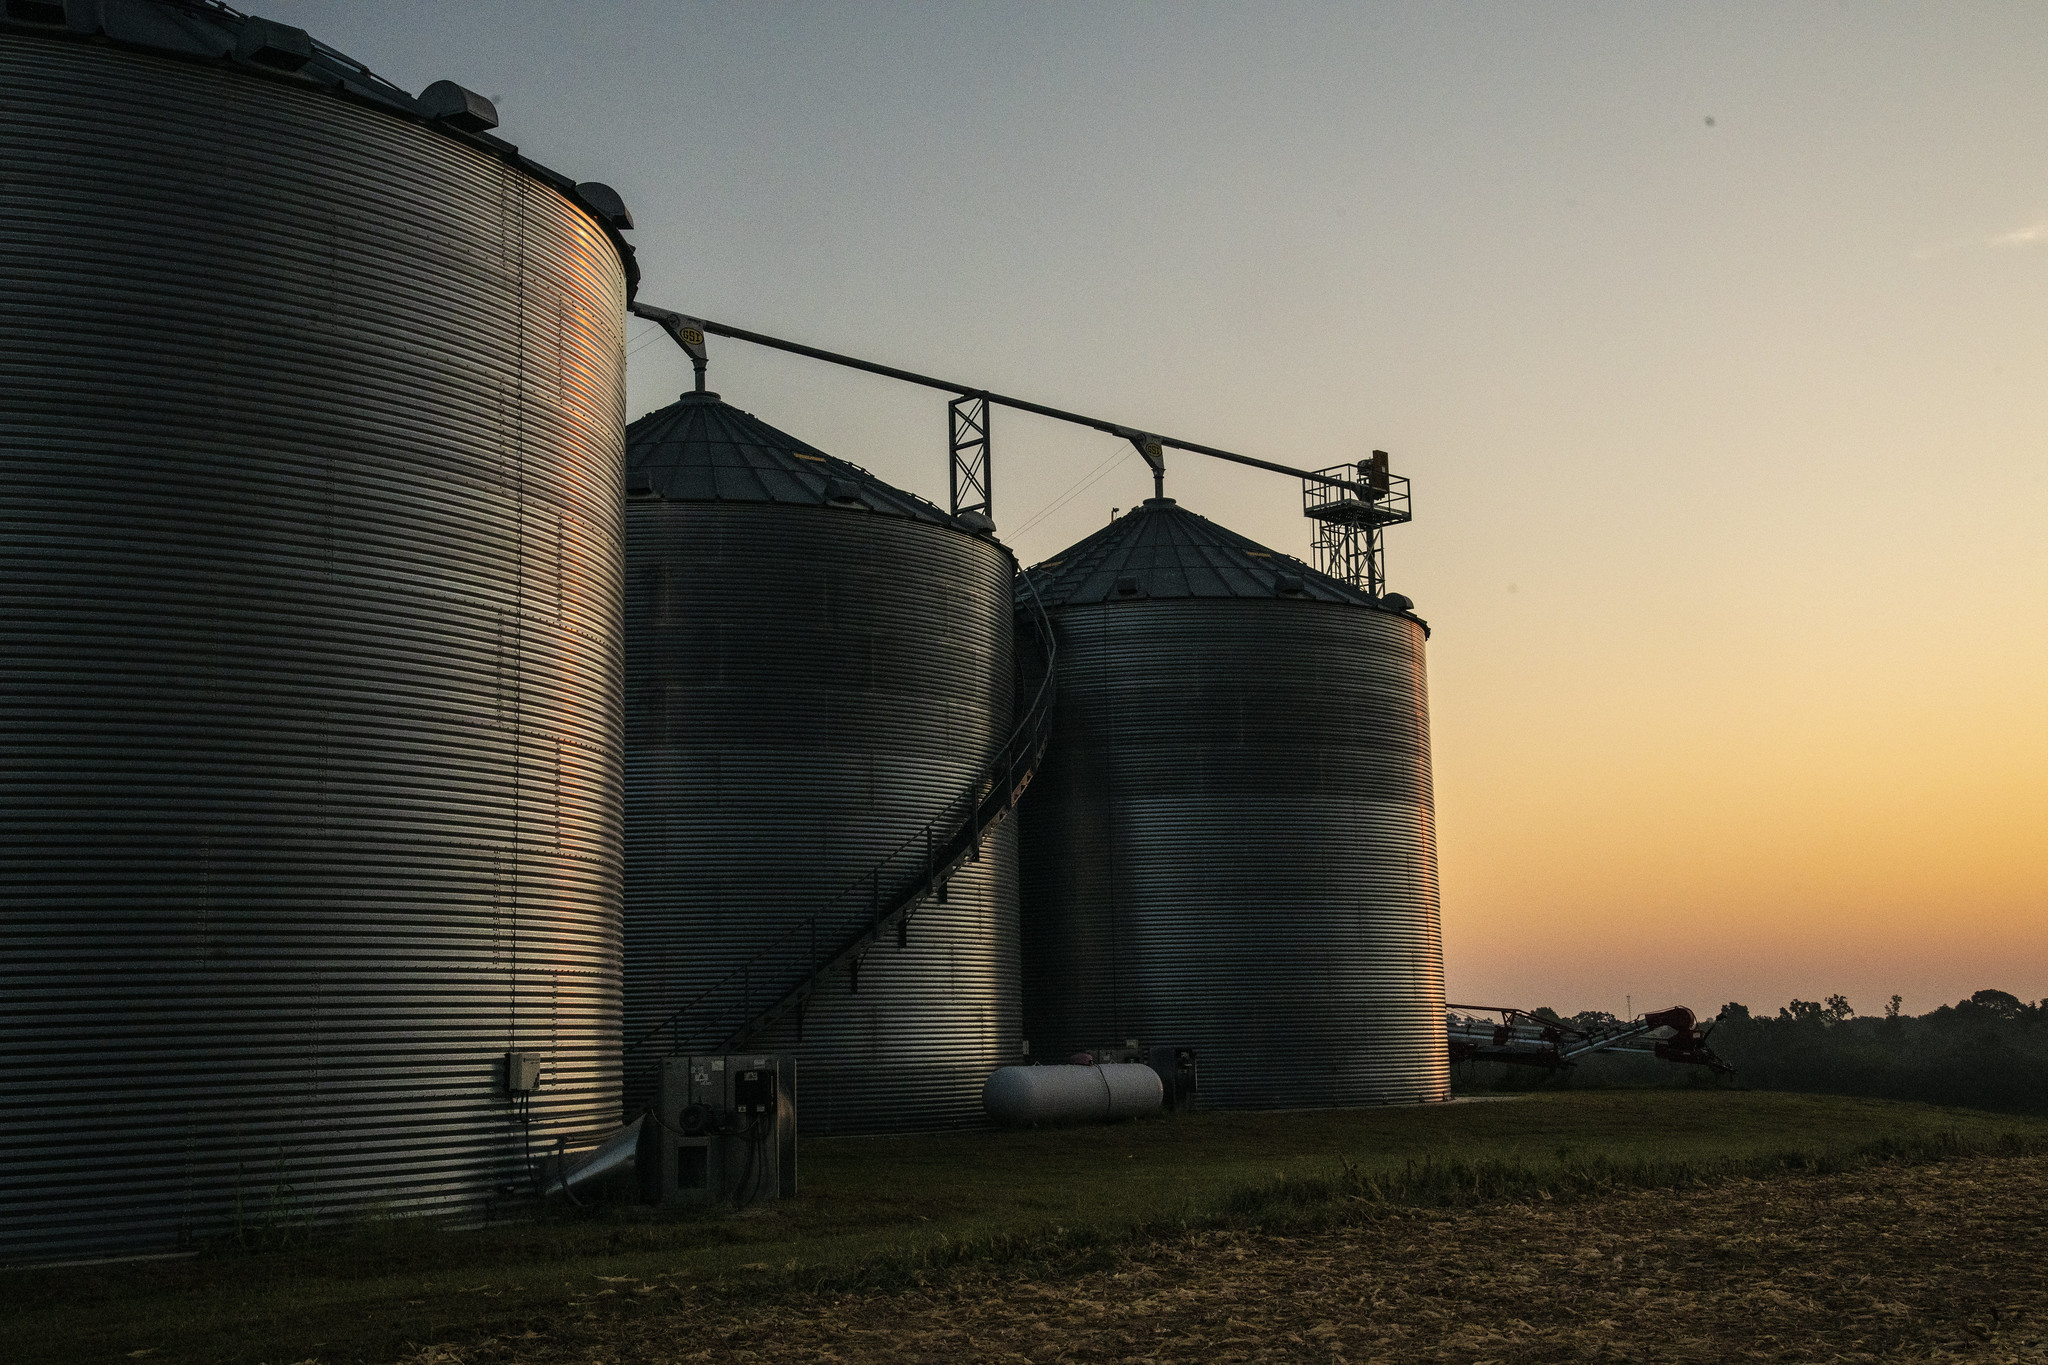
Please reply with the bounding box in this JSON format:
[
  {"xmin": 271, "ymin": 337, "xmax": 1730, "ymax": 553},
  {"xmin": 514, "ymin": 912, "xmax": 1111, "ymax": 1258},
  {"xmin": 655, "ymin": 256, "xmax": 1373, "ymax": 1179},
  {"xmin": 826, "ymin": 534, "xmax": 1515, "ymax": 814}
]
[{"xmin": 280, "ymin": 2, "xmax": 2048, "ymax": 1019}]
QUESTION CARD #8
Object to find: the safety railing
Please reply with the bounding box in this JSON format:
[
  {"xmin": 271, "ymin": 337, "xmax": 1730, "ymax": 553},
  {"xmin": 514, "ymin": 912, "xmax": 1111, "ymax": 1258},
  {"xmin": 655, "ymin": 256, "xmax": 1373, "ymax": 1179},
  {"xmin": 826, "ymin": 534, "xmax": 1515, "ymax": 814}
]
[{"xmin": 625, "ymin": 572, "xmax": 1059, "ymax": 1056}]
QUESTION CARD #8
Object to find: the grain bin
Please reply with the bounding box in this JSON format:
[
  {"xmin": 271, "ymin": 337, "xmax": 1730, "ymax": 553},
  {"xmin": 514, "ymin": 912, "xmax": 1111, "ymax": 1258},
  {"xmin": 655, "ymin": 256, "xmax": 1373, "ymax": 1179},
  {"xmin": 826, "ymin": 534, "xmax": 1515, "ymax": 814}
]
[
  {"xmin": 623, "ymin": 391, "xmax": 1025, "ymax": 1134},
  {"xmin": 0, "ymin": 5, "xmax": 633, "ymax": 1263},
  {"xmin": 1018, "ymin": 498, "xmax": 1447, "ymax": 1108}
]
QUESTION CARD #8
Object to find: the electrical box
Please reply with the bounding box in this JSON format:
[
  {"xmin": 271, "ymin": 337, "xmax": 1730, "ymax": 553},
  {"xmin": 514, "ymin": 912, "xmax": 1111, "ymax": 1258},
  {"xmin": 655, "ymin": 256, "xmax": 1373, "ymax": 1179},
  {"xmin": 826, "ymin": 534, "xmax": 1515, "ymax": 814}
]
[
  {"xmin": 732, "ymin": 1063, "xmax": 776, "ymax": 1115},
  {"xmin": 1147, "ymin": 1044, "xmax": 1199, "ymax": 1111},
  {"xmin": 643, "ymin": 1053, "xmax": 796, "ymax": 1206},
  {"xmin": 504, "ymin": 1051, "xmax": 542, "ymax": 1095}
]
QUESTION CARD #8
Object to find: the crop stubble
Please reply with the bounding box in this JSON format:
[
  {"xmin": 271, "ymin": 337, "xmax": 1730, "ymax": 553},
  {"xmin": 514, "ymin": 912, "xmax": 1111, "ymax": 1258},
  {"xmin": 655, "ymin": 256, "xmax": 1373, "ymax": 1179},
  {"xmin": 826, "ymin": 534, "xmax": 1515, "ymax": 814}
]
[{"xmin": 399, "ymin": 1153, "xmax": 2048, "ymax": 1364}]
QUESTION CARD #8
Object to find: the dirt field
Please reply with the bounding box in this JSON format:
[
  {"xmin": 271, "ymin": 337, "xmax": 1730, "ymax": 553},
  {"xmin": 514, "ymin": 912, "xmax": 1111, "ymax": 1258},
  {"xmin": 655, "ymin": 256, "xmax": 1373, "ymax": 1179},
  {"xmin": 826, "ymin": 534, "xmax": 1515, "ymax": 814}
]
[{"xmin": 398, "ymin": 1153, "xmax": 2048, "ymax": 1364}]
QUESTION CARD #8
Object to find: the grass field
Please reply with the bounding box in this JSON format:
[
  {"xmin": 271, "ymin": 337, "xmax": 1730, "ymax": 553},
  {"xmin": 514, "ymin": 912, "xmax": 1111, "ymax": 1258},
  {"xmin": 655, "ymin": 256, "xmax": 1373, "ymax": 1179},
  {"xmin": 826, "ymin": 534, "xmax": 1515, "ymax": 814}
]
[{"xmin": 11, "ymin": 1090, "xmax": 2048, "ymax": 1365}]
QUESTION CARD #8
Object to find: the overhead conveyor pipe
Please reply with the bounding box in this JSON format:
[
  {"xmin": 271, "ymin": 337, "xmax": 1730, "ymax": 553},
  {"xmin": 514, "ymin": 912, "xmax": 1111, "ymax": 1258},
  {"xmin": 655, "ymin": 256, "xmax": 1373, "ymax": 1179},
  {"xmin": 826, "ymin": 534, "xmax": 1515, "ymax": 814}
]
[{"xmin": 629, "ymin": 301, "xmax": 1370, "ymax": 498}]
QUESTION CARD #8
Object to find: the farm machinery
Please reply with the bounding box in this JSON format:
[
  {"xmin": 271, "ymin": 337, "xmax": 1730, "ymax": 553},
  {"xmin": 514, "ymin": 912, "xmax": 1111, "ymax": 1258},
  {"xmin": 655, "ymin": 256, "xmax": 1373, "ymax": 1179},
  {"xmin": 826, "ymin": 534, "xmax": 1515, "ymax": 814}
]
[{"xmin": 1446, "ymin": 1004, "xmax": 1734, "ymax": 1076}]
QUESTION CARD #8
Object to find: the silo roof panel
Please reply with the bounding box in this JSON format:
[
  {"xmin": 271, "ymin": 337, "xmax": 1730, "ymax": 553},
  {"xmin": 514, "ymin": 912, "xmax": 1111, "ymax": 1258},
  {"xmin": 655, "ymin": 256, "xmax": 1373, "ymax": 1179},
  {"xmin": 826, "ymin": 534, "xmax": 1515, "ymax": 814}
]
[
  {"xmin": 1023, "ymin": 498, "xmax": 1377, "ymax": 608},
  {"xmin": 626, "ymin": 391, "xmax": 971, "ymax": 531}
]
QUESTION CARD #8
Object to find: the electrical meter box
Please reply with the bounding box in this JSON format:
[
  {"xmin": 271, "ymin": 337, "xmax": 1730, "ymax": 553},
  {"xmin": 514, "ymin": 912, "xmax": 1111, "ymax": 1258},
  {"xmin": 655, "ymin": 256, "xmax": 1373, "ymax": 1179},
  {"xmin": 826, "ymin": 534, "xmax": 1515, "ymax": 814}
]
[
  {"xmin": 503, "ymin": 1051, "xmax": 542, "ymax": 1095},
  {"xmin": 643, "ymin": 1053, "xmax": 796, "ymax": 1206}
]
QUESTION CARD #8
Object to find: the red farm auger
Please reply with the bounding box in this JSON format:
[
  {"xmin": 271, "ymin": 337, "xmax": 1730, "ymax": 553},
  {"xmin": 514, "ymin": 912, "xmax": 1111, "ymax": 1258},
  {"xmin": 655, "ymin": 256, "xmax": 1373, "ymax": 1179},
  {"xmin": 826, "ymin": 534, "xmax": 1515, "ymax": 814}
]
[{"xmin": 1446, "ymin": 1004, "xmax": 1734, "ymax": 1077}]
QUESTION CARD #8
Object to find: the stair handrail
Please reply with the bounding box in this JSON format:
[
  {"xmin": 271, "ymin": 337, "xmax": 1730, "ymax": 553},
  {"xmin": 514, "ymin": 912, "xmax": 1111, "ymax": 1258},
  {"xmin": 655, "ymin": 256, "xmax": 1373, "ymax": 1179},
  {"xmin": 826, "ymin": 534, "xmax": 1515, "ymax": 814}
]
[{"xmin": 624, "ymin": 571, "xmax": 1058, "ymax": 1057}]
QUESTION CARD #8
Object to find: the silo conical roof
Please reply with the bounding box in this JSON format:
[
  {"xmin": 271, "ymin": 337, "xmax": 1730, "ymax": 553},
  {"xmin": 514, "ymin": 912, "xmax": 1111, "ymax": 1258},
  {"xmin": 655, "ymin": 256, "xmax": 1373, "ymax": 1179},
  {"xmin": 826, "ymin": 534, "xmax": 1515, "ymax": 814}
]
[
  {"xmin": 0, "ymin": 0, "xmax": 638, "ymax": 288},
  {"xmin": 626, "ymin": 391, "xmax": 976, "ymax": 532},
  {"xmin": 1023, "ymin": 497, "xmax": 1378, "ymax": 608}
]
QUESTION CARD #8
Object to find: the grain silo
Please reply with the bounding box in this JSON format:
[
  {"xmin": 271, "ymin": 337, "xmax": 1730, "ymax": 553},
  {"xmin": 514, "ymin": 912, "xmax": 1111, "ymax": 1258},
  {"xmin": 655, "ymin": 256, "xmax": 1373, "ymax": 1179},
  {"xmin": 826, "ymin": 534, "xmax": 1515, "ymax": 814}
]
[
  {"xmin": 1018, "ymin": 497, "xmax": 1448, "ymax": 1108},
  {"xmin": 622, "ymin": 390, "xmax": 1027, "ymax": 1134},
  {"xmin": 0, "ymin": 5, "xmax": 633, "ymax": 1263}
]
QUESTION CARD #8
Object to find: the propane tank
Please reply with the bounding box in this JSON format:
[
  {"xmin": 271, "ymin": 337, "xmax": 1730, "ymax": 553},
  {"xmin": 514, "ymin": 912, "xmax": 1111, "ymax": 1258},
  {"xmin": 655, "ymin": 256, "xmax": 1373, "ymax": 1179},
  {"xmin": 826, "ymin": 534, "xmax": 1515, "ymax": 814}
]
[{"xmin": 982, "ymin": 1063, "xmax": 1163, "ymax": 1127}]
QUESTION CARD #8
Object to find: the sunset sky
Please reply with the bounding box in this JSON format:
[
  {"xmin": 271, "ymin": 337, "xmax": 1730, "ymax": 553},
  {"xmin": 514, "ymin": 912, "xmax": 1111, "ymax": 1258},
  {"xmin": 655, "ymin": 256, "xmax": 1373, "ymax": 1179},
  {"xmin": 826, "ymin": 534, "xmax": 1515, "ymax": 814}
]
[{"xmin": 290, "ymin": 1, "xmax": 2048, "ymax": 1019}]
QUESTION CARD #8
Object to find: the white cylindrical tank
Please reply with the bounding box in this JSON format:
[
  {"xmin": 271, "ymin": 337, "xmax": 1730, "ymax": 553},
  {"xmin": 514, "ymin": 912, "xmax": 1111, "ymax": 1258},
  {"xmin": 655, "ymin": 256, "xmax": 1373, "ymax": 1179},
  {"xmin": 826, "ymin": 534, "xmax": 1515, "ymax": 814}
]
[{"xmin": 982, "ymin": 1064, "xmax": 1163, "ymax": 1127}]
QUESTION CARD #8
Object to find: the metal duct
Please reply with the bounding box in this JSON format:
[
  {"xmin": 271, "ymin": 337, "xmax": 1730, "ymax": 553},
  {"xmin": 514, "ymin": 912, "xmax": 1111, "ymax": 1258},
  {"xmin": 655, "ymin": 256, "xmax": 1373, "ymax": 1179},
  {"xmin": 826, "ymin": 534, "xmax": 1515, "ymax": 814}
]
[
  {"xmin": 0, "ymin": 25, "xmax": 628, "ymax": 1263},
  {"xmin": 1018, "ymin": 499, "xmax": 1448, "ymax": 1109},
  {"xmin": 541, "ymin": 1117, "xmax": 645, "ymax": 1203},
  {"xmin": 622, "ymin": 395, "xmax": 1021, "ymax": 1135}
]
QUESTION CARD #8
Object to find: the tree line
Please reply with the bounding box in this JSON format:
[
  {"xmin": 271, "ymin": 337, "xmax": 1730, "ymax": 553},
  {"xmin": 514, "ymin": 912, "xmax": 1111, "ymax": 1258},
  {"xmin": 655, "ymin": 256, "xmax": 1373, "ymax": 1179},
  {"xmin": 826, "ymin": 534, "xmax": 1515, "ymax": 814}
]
[{"xmin": 1702, "ymin": 989, "xmax": 2048, "ymax": 1114}]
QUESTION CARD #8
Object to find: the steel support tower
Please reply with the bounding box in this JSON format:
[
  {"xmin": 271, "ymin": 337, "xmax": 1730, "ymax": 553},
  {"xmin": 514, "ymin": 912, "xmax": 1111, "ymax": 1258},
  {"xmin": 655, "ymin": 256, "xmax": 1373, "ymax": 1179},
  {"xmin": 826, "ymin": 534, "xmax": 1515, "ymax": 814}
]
[{"xmin": 1301, "ymin": 450, "xmax": 1412, "ymax": 595}]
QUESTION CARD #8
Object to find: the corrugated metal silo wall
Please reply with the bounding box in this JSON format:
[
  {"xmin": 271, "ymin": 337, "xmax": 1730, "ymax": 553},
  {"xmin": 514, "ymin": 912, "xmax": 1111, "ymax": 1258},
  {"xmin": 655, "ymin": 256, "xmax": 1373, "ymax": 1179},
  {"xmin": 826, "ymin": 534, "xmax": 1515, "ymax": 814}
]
[
  {"xmin": 624, "ymin": 502, "xmax": 1019, "ymax": 1134},
  {"xmin": 1019, "ymin": 598, "xmax": 1447, "ymax": 1107},
  {"xmin": 0, "ymin": 36, "xmax": 626, "ymax": 1263}
]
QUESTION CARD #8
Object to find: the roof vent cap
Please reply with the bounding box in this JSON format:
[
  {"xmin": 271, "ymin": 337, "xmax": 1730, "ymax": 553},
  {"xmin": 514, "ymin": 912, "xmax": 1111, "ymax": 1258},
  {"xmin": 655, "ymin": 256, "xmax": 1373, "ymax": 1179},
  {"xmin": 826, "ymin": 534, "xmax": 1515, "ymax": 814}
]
[
  {"xmin": 825, "ymin": 479, "xmax": 868, "ymax": 508},
  {"xmin": 573, "ymin": 182, "xmax": 634, "ymax": 231},
  {"xmin": 1115, "ymin": 576, "xmax": 1142, "ymax": 598},
  {"xmin": 1383, "ymin": 592, "xmax": 1415, "ymax": 612},
  {"xmin": 235, "ymin": 16, "xmax": 313, "ymax": 71},
  {"xmin": 625, "ymin": 471, "xmax": 657, "ymax": 499},
  {"xmin": 1275, "ymin": 573, "xmax": 1306, "ymax": 596},
  {"xmin": 956, "ymin": 509, "xmax": 996, "ymax": 536},
  {"xmin": 418, "ymin": 80, "xmax": 499, "ymax": 132}
]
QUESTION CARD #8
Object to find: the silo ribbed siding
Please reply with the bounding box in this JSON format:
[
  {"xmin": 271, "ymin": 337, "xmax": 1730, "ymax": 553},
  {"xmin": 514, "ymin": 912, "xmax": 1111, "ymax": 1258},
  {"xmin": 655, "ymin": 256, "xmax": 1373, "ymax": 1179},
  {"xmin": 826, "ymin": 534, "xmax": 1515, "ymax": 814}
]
[
  {"xmin": 623, "ymin": 438, "xmax": 1021, "ymax": 1135},
  {"xmin": 0, "ymin": 29, "xmax": 626, "ymax": 1263},
  {"xmin": 1018, "ymin": 505, "xmax": 1447, "ymax": 1109}
]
